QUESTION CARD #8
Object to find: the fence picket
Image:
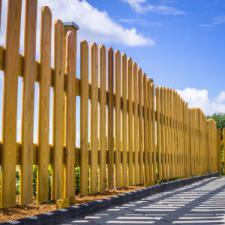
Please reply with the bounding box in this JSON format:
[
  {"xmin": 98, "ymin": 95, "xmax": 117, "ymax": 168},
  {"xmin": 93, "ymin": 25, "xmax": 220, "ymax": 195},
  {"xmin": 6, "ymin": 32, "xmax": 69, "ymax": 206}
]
[
  {"xmin": 147, "ymin": 80, "xmax": 153, "ymax": 184},
  {"xmin": 38, "ymin": 6, "xmax": 52, "ymax": 203},
  {"xmin": 65, "ymin": 31, "xmax": 76, "ymax": 204},
  {"xmin": 80, "ymin": 41, "xmax": 89, "ymax": 196},
  {"xmin": 133, "ymin": 64, "xmax": 139, "ymax": 185},
  {"xmin": 143, "ymin": 75, "xmax": 149, "ymax": 185},
  {"xmin": 115, "ymin": 51, "xmax": 122, "ymax": 188},
  {"xmin": 108, "ymin": 48, "xmax": 114, "ymax": 189},
  {"xmin": 2, "ymin": 0, "xmax": 22, "ymax": 208},
  {"xmin": 122, "ymin": 54, "xmax": 128, "ymax": 188},
  {"xmin": 21, "ymin": 0, "xmax": 37, "ymax": 205},
  {"xmin": 128, "ymin": 58, "xmax": 134, "ymax": 185},
  {"xmin": 90, "ymin": 43, "xmax": 99, "ymax": 194},
  {"xmin": 99, "ymin": 46, "xmax": 107, "ymax": 193},
  {"xmin": 138, "ymin": 69, "xmax": 144, "ymax": 184},
  {"xmin": 52, "ymin": 20, "xmax": 64, "ymax": 201}
]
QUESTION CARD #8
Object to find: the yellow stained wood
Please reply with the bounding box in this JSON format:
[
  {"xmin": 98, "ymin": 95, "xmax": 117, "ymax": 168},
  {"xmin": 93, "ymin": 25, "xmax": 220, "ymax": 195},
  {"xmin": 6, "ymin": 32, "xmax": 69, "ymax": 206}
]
[
  {"xmin": 90, "ymin": 43, "xmax": 98, "ymax": 194},
  {"xmin": 99, "ymin": 46, "xmax": 107, "ymax": 193},
  {"xmin": 178, "ymin": 96, "xmax": 181, "ymax": 177},
  {"xmin": 161, "ymin": 88, "xmax": 166, "ymax": 180},
  {"xmin": 52, "ymin": 20, "xmax": 64, "ymax": 201},
  {"xmin": 115, "ymin": 51, "xmax": 122, "ymax": 188},
  {"xmin": 151, "ymin": 83, "xmax": 156, "ymax": 183},
  {"xmin": 172, "ymin": 90, "xmax": 176, "ymax": 178},
  {"xmin": 147, "ymin": 80, "xmax": 153, "ymax": 184},
  {"xmin": 174, "ymin": 92, "xmax": 177, "ymax": 178},
  {"xmin": 165, "ymin": 88, "xmax": 169, "ymax": 178},
  {"xmin": 133, "ymin": 63, "xmax": 139, "ymax": 185},
  {"xmin": 2, "ymin": 0, "xmax": 22, "ymax": 208},
  {"xmin": 143, "ymin": 75, "xmax": 149, "ymax": 185},
  {"xmin": 138, "ymin": 69, "xmax": 144, "ymax": 184},
  {"xmin": 65, "ymin": 31, "xmax": 76, "ymax": 204},
  {"xmin": 21, "ymin": 0, "xmax": 37, "ymax": 205},
  {"xmin": 156, "ymin": 87, "xmax": 162, "ymax": 181},
  {"xmin": 108, "ymin": 48, "xmax": 114, "ymax": 190},
  {"xmin": 164, "ymin": 88, "xmax": 169, "ymax": 179},
  {"xmin": 80, "ymin": 41, "xmax": 89, "ymax": 196},
  {"xmin": 38, "ymin": 6, "xmax": 52, "ymax": 203},
  {"xmin": 168, "ymin": 89, "xmax": 171, "ymax": 179},
  {"xmin": 170, "ymin": 90, "xmax": 174, "ymax": 178},
  {"xmin": 128, "ymin": 58, "xmax": 134, "ymax": 185},
  {"xmin": 122, "ymin": 54, "xmax": 128, "ymax": 188}
]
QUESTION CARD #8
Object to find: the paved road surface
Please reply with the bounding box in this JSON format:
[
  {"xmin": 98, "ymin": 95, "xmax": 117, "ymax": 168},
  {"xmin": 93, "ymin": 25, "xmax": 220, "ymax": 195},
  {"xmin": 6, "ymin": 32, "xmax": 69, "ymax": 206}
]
[{"xmin": 61, "ymin": 177, "xmax": 225, "ymax": 225}]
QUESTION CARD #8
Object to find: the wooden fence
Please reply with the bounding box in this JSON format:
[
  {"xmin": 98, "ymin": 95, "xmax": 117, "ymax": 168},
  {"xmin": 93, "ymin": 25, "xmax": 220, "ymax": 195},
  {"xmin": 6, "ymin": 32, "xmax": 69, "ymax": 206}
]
[
  {"xmin": 0, "ymin": 0, "xmax": 219, "ymax": 208},
  {"xmin": 218, "ymin": 128, "xmax": 225, "ymax": 173}
]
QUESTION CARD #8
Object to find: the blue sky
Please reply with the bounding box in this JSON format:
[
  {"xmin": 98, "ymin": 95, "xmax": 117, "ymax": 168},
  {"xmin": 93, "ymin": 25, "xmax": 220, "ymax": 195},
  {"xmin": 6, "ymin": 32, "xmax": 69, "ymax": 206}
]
[
  {"xmin": 86, "ymin": 0, "xmax": 225, "ymax": 114},
  {"xmin": 1, "ymin": 0, "xmax": 225, "ymax": 115},
  {"xmin": 91, "ymin": 0, "xmax": 225, "ymax": 91},
  {"xmin": 0, "ymin": 0, "xmax": 225, "ymax": 143}
]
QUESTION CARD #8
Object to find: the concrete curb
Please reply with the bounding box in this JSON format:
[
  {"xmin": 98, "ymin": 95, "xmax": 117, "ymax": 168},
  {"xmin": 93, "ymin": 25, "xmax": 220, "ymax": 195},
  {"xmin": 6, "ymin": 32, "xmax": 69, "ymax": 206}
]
[{"xmin": 1, "ymin": 173, "xmax": 219, "ymax": 225}]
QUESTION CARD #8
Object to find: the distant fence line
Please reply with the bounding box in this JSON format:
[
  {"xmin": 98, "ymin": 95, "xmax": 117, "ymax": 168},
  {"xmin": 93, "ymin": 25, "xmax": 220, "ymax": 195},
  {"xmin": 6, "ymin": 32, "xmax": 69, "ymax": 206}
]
[{"xmin": 0, "ymin": 0, "xmax": 219, "ymax": 208}]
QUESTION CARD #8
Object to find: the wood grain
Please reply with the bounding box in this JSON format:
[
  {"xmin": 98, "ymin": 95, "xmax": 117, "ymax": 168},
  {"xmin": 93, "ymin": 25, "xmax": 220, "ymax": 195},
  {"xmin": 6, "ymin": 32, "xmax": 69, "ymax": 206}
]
[{"xmin": 21, "ymin": 0, "xmax": 37, "ymax": 205}]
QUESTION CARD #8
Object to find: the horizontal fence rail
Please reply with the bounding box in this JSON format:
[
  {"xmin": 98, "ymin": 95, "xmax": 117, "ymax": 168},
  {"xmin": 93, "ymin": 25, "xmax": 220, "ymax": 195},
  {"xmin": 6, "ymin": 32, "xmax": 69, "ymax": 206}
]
[{"xmin": 0, "ymin": 0, "xmax": 219, "ymax": 208}]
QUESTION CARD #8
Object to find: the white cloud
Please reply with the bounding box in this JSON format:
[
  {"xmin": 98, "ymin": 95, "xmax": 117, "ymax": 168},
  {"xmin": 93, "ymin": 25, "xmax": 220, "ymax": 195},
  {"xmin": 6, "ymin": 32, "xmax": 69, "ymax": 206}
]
[
  {"xmin": 123, "ymin": 0, "xmax": 186, "ymax": 15},
  {"xmin": 0, "ymin": 0, "xmax": 153, "ymax": 48},
  {"xmin": 199, "ymin": 15, "xmax": 225, "ymax": 30},
  {"xmin": 120, "ymin": 18, "xmax": 162, "ymax": 27},
  {"xmin": 38, "ymin": 0, "xmax": 153, "ymax": 47},
  {"xmin": 177, "ymin": 88, "xmax": 225, "ymax": 116}
]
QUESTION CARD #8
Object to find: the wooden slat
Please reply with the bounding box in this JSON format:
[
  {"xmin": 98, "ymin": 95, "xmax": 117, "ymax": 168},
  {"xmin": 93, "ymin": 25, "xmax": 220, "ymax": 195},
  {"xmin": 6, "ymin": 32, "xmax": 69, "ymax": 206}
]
[
  {"xmin": 128, "ymin": 58, "xmax": 134, "ymax": 185},
  {"xmin": 90, "ymin": 43, "xmax": 99, "ymax": 194},
  {"xmin": 115, "ymin": 51, "xmax": 122, "ymax": 188},
  {"xmin": 165, "ymin": 88, "xmax": 169, "ymax": 179},
  {"xmin": 21, "ymin": 0, "xmax": 37, "ymax": 205},
  {"xmin": 108, "ymin": 48, "xmax": 114, "ymax": 190},
  {"xmin": 80, "ymin": 41, "xmax": 89, "ymax": 196},
  {"xmin": 151, "ymin": 83, "xmax": 156, "ymax": 182},
  {"xmin": 147, "ymin": 80, "xmax": 153, "ymax": 184},
  {"xmin": 65, "ymin": 31, "xmax": 76, "ymax": 204},
  {"xmin": 168, "ymin": 89, "xmax": 172, "ymax": 179},
  {"xmin": 99, "ymin": 46, "xmax": 107, "ymax": 193},
  {"xmin": 52, "ymin": 20, "xmax": 64, "ymax": 201},
  {"xmin": 156, "ymin": 87, "xmax": 162, "ymax": 181},
  {"xmin": 172, "ymin": 91, "xmax": 175, "ymax": 178},
  {"xmin": 38, "ymin": 6, "xmax": 52, "ymax": 203},
  {"xmin": 176, "ymin": 92, "xmax": 179, "ymax": 178},
  {"xmin": 133, "ymin": 64, "xmax": 139, "ymax": 185},
  {"xmin": 2, "ymin": 0, "xmax": 22, "ymax": 208},
  {"xmin": 161, "ymin": 88, "xmax": 166, "ymax": 180},
  {"xmin": 143, "ymin": 75, "xmax": 149, "ymax": 185},
  {"xmin": 166, "ymin": 88, "xmax": 171, "ymax": 179},
  {"xmin": 138, "ymin": 69, "xmax": 144, "ymax": 184},
  {"xmin": 122, "ymin": 54, "xmax": 128, "ymax": 188}
]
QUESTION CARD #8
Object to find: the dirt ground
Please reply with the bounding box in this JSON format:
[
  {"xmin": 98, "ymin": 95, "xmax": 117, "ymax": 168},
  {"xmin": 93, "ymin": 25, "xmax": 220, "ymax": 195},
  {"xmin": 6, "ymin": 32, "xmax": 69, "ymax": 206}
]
[{"xmin": 0, "ymin": 186, "xmax": 143, "ymax": 222}]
